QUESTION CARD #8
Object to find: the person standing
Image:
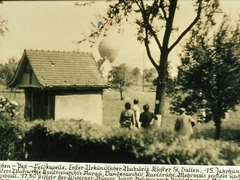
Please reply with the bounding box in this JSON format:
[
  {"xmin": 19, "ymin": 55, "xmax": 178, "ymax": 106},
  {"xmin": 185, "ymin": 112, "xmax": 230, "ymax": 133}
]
[
  {"xmin": 132, "ymin": 99, "xmax": 140, "ymax": 128},
  {"xmin": 174, "ymin": 108, "xmax": 196, "ymax": 137},
  {"xmin": 139, "ymin": 104, "xmax": 158, "ymax": 128},
  {"xmin": 119, "ymin": 102, "xmax": 135, "ymax": 129}
]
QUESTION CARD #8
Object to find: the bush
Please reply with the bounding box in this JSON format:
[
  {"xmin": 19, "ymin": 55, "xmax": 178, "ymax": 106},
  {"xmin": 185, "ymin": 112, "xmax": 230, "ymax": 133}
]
[
  {"xmin": 24, "ymin": 119, "xmax": 138, "ymax": 163},
  {"xmin": 1, "ymin": 117, "xmax": 240, "ymax": 165},
  {"xmin": 21, "ymin": 119, "xmax": 240, "ymax": 165},
  {"xmin": 0, "ymin": 118, "xmax": 25, "ymax": 160}
]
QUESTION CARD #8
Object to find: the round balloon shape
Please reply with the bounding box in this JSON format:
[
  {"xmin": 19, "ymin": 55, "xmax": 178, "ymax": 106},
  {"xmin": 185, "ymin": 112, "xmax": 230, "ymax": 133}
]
[{"xmin": 98, "ymin": 37, "xmax": 119, "ymax": 63}]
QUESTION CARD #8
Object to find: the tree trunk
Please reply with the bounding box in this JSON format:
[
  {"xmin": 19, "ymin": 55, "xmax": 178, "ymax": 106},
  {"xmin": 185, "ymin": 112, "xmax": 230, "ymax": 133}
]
[
  {"xmin": 214, "ymin": 114, "xmax": 222, "ymax": 140},
  {"xmin": 154, "ymin": 51, "xmax": 168, "ymax": 117},
  {"xmin": 152, "ymin": 0, "xmax": 175, "ymax": 117},
  {"xmin": 119, "ymin": 89, "xmax": 124, "ymax": 100},
  {"xmin": 154, "ymin": 80, "xmax": 166, "ymax": 115}
]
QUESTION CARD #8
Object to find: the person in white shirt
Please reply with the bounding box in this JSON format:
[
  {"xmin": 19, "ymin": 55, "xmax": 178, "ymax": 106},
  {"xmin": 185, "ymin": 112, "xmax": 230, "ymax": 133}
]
[{"xmin": 132, "ymin": 99, "xmax": 140, "ymax": 128}]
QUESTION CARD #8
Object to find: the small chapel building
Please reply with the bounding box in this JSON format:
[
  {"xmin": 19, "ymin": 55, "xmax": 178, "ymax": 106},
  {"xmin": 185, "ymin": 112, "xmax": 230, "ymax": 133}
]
[{"xmin": 8, "ymin": 49, "xmax": 108, "ymax": 124}]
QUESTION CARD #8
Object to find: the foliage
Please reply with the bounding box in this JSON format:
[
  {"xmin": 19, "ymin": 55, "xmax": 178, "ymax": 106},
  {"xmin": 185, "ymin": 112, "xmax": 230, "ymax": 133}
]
[
  {"xmin": 108, "ymin": 64, "xmax": 131, "ymax": 100},
  {"xmin": 0, "ymin": 57, "xmax": 19, "ymax": 85},
  {"xmin": 172, "ymin": 16, "xmax": 240, "ymax": 139},
  {"xmin": 152, "ymin": 71, "xmax": 177, "ymax": 96},
  {"xmin": 1, "ymin": 118, "xmax": 240, "ymax": 165},
  {"xmin": 0, "ymin": 92, "xmax": 27, "ymax": 160},
  {"xmin": 77, "ymin": 0, "xmax": 220, "ymax": 116},
  {"xmin": 165, "ymin": 76, "xmax": 177, "ymax": 97},
  {"xmin": 22, "ymin": 120, "xmax": 240, "ymax": 165},
  {"xmin": 0, "ymin": 15, "xmax": 8, "ymax": 37},
  {"xmin": 143, "ymin": 68, "xmax": 157, "ymax": 85},
  {"xmin": 170, "ymin": 92, "xmax": 205, "ymax": 115},
  {"xmin": 0, "ymin": 118, "xmax": 25, "ymax": 160},
  {"xmin": 130, "ymin": 67, "xmax": 141, "ymax": 85}
]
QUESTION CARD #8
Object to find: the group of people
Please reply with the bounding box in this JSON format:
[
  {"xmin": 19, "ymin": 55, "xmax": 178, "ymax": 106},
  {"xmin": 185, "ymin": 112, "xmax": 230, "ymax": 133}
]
[
  {"xmin": 119, "ymin": 100, "xmax": 197, "ymax": 138},
  {"xmin": 119, "ymin": 99, "xmax": 158, "ymax": 129}
]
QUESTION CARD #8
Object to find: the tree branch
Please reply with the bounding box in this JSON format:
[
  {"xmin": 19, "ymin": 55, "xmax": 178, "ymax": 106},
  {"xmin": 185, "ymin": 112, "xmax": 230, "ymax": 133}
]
[
  {"xmin": 136, "ymin": 0, "xmax": 162, "ymax": 51},
  {"xmin": 75, "ymin": 17, "xmax": 109, "ymax": 45},
  {"xmin": 138, "ymin": 0, "xmax": 159, "ymax": 69},
  {"xmin": 159, "ymin": 0, "xmax": 168, "ymax": 21},
  {"xmin": 169, "ymin": 1, "xmax": 202, "ymax": 52},
  {"xmin": 161, "ymin": 0, "xmax": 178, "ymax": 56},
  {"xmin": 144, "ymin": 36, "xmax": 159, "ymax": 69}
]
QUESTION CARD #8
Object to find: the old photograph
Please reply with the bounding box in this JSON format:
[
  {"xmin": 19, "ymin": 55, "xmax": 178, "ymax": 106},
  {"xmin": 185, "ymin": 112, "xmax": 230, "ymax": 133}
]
[{"xmin": 0, "ymin": 1, "xmax": 240, "ymax": 179}]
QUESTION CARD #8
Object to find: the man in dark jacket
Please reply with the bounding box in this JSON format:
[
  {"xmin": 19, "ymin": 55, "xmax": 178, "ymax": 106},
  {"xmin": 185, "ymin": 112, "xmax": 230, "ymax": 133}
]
[{"xmin": 139, "ymin": 104, "xmax": 158, "ymax": 128}]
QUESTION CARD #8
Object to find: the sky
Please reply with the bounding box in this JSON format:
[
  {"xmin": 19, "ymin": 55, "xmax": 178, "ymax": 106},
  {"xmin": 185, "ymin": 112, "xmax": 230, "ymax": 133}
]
[{"xmin": 0, "ymin": 1, "xmax": 239, "ymax": 76}]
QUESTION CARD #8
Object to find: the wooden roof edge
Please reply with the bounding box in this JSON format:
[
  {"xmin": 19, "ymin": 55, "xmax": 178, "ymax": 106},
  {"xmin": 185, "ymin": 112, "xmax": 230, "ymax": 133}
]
[
  {"xmin": 17, "ymin": 84, "xmax": 43, "ymax": 89},
  {"xmin": 8, "ymin": 49, "xmax": 27, "ymax": 88},
  {"xmin": 42, "ymin": 84, "xmax": 109, "ymax": 90},
  {"xmin": 8, "ymin": 49, "xmax": 44, "ymax": 88},
  {"xmin": 25, "ymin": 49, "xmax": 93, "ymax": 55}
]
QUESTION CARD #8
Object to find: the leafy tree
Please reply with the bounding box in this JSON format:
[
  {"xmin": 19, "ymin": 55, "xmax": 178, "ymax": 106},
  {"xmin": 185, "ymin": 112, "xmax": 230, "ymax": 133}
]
[
  {"xmin": 143, "ymin": 68, "xmax": 157, "ymax": 85},
  {"xmin": 77, "ymin": 0, "xmax": 220, "ymax": 119},
  {"xmin": 108, "ymin": 64, "xmax": 130, "ymax": 100},
  {"xmin": 143, "ymin": 68, "xmax": 157, "ymax": 91},
  {"xmin": 0, "ymin": 57, "xmax": 18, "ymax": 86},
  {"xmin": 172, "ymin": 16, "xmax": 240, "ymax": 139},
  {"xmin": 130, "ymin": 67, "xmax": 141, "ymax": 85},
  {"xmin": 165, "ymin": 76, "xmax": 177, "ymax": 97}
]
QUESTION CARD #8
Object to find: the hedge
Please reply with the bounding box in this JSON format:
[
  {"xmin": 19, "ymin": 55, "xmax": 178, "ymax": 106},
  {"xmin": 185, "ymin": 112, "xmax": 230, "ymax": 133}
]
[{"xmin": 1, "ymin": 118, "xmax": 240, "ymax": 165}]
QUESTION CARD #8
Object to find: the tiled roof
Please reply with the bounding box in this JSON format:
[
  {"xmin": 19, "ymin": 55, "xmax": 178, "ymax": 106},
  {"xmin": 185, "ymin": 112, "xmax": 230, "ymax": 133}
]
[{"xmin": 22, "ymin": 49, "xmax": 107, "ymax": 88}]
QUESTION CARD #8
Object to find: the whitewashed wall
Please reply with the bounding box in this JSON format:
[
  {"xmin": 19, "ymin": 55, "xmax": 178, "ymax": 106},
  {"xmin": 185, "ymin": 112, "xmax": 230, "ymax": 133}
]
[{"xmin": 54, "ymin": 94, "xmax": 102, "ymax": 124}]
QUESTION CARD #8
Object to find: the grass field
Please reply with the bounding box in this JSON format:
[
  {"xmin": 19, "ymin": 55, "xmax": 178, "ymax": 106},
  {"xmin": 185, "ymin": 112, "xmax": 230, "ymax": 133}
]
[
  {"xmin": 2, "ymin": 87, "xmax": 240, "ymax": 141},
  {"xmin": 103, "ymin": 88, "xmax": 240, "ymax": 141},
  {"xmin": 102, "ymin": 88, "xmax": 177, "ymax": 129}
]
